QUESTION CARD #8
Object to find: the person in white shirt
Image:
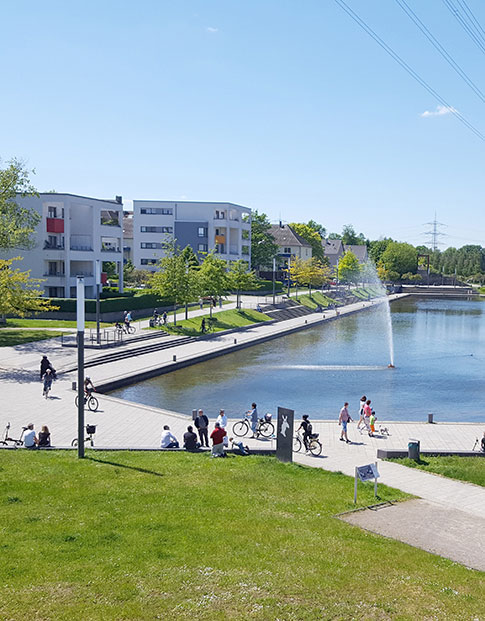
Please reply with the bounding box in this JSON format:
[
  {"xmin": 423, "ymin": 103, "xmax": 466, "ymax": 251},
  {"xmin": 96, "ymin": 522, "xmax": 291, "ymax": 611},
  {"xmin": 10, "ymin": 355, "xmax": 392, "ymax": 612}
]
[
  {"xmin": 23, "ymin": 424, "xmax": 38, "ymax": 449},
  {"xmin": 216, "ymin": 409, "xmax": 227, "ymax": 429},
  {"xmin": 160, "ymin": 425, "xmax": 179, "ymax": 449}
]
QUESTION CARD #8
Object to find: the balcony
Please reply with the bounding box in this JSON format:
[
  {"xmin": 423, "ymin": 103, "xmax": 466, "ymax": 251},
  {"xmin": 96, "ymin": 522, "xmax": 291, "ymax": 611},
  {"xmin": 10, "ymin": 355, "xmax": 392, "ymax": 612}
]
[
  {"xmin": 101, "ymin": 246, "xmax": 121, "ymax": 252},
  {"xmin": 43, "ymin": 272, "xmax": 65, "ymax": 277},
  {"xmin": 46, "ymin": 218, "xmax": 64, "ymax": 233},
  {"xmin": 70, "ymin": 235, "xmax": 93, "ymax": 251},
  {"xmin": 44, "ymin": 240, "xmax": 65, "ymax": 250},
  {"xmin": 215, "ymin": 235, "xmax": 226, "ymax": 244}
]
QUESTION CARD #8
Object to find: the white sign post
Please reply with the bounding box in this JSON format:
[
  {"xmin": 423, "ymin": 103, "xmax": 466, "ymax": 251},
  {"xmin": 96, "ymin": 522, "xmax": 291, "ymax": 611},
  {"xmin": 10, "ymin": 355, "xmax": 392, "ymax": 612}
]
[
  {"xmin": 76, "ymin": 277, "xmax": 85, "ymax": 459},
  {"xmin": 354, "ymin": 462, "xmax": 380, "ymax": 504}
]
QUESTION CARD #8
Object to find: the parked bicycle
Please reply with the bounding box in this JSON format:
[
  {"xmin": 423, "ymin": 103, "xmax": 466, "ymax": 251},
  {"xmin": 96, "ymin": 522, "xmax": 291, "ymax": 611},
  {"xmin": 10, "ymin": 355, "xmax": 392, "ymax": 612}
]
[
  {"xmin": 232, "ymin": 413, "xmax": 274, "ymax": 439},
  {"xmin": 71, "ymin": 424, "xmax": 97, "ymax": 447},
  {"xmin": 74, "ymin": 393, "xmax": 99, "ymax": 412},
  {"xmin": 293, "ymin": 429, "xmax": 322, "ymax": 456},
  {"xmin": 0, "ymin": 422, "xmax": 28, "ymax": 447}
]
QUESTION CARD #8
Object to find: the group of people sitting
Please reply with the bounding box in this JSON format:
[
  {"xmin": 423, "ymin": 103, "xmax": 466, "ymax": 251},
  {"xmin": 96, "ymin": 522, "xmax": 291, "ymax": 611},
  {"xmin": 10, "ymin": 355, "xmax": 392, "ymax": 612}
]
[
  {"xmin": 160, "ymin": 407, "xmax": 250, "ymax": 457},
  {"xmin": 23, "ymin": 423, "xmax": 51, "ymax": 448}
]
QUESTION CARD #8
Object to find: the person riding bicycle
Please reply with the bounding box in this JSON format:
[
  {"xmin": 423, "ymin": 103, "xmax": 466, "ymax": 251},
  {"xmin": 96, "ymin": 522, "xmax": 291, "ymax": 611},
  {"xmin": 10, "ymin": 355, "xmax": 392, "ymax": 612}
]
[
  {"xmin": 153, "ymin": 308, "xmax": 160, "ymax": 323},
  {"xmin": 84, "ymin": 376, "xmax": 96, "ymax": 397},
  {"xmin": 40, "ymin": 355, "xmax": 57, "ymax": 380},
  {"xmin": 297, "ymin": 415, "xmax": 313, "ymax": 451},
  {"xmin": 124, "ymin": 311, "xmax": 132, "ymax": 329}
]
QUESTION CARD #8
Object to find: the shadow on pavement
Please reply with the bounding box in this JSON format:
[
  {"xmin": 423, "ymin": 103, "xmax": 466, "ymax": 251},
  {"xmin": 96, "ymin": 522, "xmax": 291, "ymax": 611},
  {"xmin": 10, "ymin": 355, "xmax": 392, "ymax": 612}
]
[{"xmin": 0, "ymin": 368, "xmax": 39, "ymax": 384}]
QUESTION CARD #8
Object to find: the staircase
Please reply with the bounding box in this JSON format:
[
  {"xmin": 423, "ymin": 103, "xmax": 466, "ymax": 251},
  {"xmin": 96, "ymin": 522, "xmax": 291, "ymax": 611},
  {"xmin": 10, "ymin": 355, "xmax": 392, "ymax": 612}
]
[{"xmin": 261, "ymin": 299, "xmax": 314, "ymax": 322}]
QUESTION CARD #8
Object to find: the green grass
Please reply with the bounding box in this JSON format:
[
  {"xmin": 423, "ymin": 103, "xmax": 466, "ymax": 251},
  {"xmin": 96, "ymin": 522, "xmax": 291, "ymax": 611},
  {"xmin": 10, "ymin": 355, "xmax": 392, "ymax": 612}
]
[
  {"xmin": 0, "ymin": 452, "xmax": 483, "ymax": 620},
  {"xmin": 389, "ymin": 456, "xmax": 485, "ymax": 487},
  {"xmin": 352, "ymin": 285, "xmax": 385, "ymax": 300},
  {"xmin": 137, "ymin": 300, "xmax": 230, "ymax": 322},
  {"xmin": 296, "ymin": 291, "xmax": 341, "ymax": 310},
  {"xmin": 3, "ymin": 319, "xmax": 112, "ymax": 329},
  {"xmin": 154, "ymin": 308, "xmax": 272, "ymax": 336},
  {"xmin": 0, "ymin": 330, "xmax": 64, "ymax": 347}
]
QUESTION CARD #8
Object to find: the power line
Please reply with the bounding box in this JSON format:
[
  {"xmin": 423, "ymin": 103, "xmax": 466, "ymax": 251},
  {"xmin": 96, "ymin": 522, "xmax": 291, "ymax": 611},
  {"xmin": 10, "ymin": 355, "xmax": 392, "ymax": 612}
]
[
  {"xmin": 334, "ymin": 0, "xmax": 485, "ymax": 141},
  {"xmin": 394, "ymin": 0, "xmax": 485, "ymax": 104},
  {"xmin": 423, "ymin": 213, "xmax": 447, "ymax": 250},
  {"xmin": 458, "ymin": 0, "xmax": 485, "ymax": 42},
  {"xmin": 442, "ymin": 0, "xmax": 485, "ymax": 55}
]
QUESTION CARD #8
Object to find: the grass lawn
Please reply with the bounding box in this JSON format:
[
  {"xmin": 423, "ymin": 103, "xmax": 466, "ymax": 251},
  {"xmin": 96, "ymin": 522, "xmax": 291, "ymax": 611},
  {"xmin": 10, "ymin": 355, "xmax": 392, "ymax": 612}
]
[
  {"xmin": 352, "ymin": 286, "xmax": 385, "ymax": 300},
  {"xmin": 0, "ymin": 330, "xmax": 64, "ymax": 347},
  {"xmin": 3, "ymin": 319, "xmax": 112, "ymax": 329},
  {"xmin": 0, "ymin": 452, "xmax": 483, "ymax": 620},
  {"xmin": 137, "ymin": 300, "xmax": 231, "ymax": 322},
  {"xmin": 389, "ymin": 456, "xmax": 485, "ymax": 488},
  {"xmin": 296, "ymin": 291, "xmax": 340, "ymax": 310},
  {"xmin": 153, "ymin": 308, "xmax": 272, "ymax": 336}
]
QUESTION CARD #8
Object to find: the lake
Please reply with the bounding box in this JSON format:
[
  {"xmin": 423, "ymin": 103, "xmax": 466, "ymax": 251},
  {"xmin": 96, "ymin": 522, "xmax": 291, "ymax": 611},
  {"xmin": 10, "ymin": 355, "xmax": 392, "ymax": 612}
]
[{"xmin": 110, "ymin": 296, "xmax": 485, "ymax": 422}]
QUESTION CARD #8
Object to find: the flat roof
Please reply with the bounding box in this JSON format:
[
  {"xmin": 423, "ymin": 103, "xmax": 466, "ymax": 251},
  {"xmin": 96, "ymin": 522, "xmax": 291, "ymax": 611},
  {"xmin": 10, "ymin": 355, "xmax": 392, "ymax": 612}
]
[
  {"xmin": 133, "ymin": 199, "xmax": 250, "ymax": 210},
  {"xmin": 34, "ymin": 192, "xmax": 121, "ymax": 205}
]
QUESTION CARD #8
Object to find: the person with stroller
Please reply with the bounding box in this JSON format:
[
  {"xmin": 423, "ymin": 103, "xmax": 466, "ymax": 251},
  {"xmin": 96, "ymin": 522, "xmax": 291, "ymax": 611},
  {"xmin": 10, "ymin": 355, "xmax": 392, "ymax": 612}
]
[{"xmin": 40, "ymin": 355, "xmax": 57, "ymax": 380}]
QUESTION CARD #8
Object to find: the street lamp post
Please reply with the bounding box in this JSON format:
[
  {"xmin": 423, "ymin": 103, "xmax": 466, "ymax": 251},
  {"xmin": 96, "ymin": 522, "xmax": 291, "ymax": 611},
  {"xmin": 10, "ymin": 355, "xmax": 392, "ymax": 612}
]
[
  {"xmin": 287, "ymin": 256, "xmax": 291, "ymax": 296},
  {"xmin": 272, "ymin": 257, "xmax": 276, "ymax": 305},
  {"xmin": 95, "ymin": 260, "xmax": 101, "ymax": 345},
  {"xmin": 76, "ymin": 276, "xmax": 85, "ymax": 459}
]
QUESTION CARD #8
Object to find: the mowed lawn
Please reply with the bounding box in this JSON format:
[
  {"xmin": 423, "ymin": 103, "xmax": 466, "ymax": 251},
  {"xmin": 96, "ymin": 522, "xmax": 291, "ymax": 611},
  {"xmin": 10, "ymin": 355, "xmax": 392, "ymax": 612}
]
[
  {"xmin": 0, "ymin": 330, "xmax": 64, "ymax": 347},
  {"xmin": 0, "ymin": 453, "xmax": 484, "ymax": 620},
  {"xmin": 390, "ymin": 455, "xmax": 485, "ymax": 488},
  {"xmin": 156, "ymin": 308, "xmax": 271, "ymax": 336}
]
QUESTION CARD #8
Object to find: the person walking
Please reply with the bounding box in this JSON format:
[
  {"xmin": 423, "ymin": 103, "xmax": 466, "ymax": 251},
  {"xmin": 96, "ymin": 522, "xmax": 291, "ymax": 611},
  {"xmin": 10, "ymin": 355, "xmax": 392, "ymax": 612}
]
[
  {"xmin": 216, "ymin": 409, "xmax": 227, "ymax": 430},
  {"xmin": 339, "ymin": 402, "xmax": 352, "ymax": 444},
  {"xmin": 40, "ymin": 355, "xmax": 56, "ymax": 380},
  {"xmin": 194, "ymin": 409, "xmax": 209, "ymax": 447},
  {"xmin": 201, "ymin": 318, "xmax": 206, "ymax": 333},
  {"xmin": 162, "ymin": 311, "xmax": 168, "ymax": 325},
  {"xmin": 42, "ymin": 369, "xmax": 53, "ymax": 398},
  {"xmin": 363, "ymin": 399, "xmax": 372, "ymax": 434},
  {"xmin": 210, "ymin": 422, "xmax": 226, "ymax": 457},
  {"xmin": 247, "ymin": 403, "xmax": 259, "ymax": 438},
  {"xmin": 357, "ymin": 395, "xmax": 366, "ymax": 431}
]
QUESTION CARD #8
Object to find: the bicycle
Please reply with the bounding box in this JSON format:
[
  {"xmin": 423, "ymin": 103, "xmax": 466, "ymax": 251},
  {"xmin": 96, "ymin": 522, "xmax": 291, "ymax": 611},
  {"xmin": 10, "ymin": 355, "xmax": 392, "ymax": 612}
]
[
  {"xmin": 71, "ymin": 424, "xmax": 96, "ymax": 447},
  {"xmin": 232, "ymin": 414, "xmax": 274, "ymax": 439},
  {"xmin": 75, "ymin": 392, "xmax": 99, "ymax": 412},
  {"xmin": 0, "ymin": 422, "xmax": 28, "ymax": 447},
  {"xmin": 293, "ymin": 429, "xmax": 322, "ymax": 456},
  {"xmin": 119, "ymin": 323, "xmax": 136, "ymax": 335}
]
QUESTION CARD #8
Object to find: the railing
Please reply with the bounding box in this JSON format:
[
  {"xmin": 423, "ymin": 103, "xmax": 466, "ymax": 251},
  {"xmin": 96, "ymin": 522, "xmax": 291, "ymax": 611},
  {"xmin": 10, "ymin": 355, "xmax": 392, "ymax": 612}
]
[
  {"xmin": 44, "ymin": 240, "xmax": 64, "ymax": 250},
  {"xmin": 71, "ymin": 271, "xmax": 93, "ymax": 277},
  {"xmin": 70, "ymin": 245, "xmax": 93, "ymax": 251},
  {"xmin": 101, "ymin": 247, "xmax": 121, "ymax": 252},
  {"xmin": 43, "ymin": 272, "xmax": 65, "ymax": 277}
]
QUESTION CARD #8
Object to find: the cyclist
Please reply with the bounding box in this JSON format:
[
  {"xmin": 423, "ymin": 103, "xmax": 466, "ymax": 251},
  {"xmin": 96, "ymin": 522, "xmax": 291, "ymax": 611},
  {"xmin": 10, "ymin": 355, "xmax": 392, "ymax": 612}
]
[
  {"xmin": 84, "ymin": 376, "xmax": 96, "ymax": 397},
  {"xmin": 153, "ymin": 308, "xmax": 160, "ymax": 324},
  {"xmin": 124, "ymin": 311, "xmax": 132, "ymax": 330},
  {"xmin": 297, "ymin": 414, "xmax": 313, "ymax": 452},
  {"xmin": 40, "ymin": 355, "xmax": 57, "ymax": 380}
]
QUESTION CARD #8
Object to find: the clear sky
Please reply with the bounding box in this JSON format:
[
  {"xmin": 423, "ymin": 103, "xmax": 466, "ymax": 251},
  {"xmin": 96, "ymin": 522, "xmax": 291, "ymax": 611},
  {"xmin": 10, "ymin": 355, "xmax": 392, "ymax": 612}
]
[{"xmin": 1, "ymin": 0, "xmax": 484, "ymax": 248}]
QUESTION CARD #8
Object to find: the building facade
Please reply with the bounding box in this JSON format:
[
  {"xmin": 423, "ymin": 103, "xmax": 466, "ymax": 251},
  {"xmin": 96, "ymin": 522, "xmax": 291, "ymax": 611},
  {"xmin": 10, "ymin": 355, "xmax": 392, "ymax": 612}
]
[
  {"xmin": 269, "ymin": 224, "xmax": 312, "ymax": 270},
  {"xmin": 9, "ymin": 193, "xmax": 124, "ymax": 298},
  {"xmin": 132, "ymin": 201, "xmax": 251, "ymax": 271}
]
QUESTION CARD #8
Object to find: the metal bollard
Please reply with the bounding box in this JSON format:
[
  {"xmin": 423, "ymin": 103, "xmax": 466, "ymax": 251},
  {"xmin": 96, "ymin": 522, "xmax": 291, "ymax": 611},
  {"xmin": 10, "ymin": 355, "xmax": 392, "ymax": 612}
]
[
  {"xmin": 173, "ymin": 355, "xmax": 177, "ymax": 362},
  {"xmin": 408, "ymin": 439, "xmax": 420, "ymax": 461},
  {"xmin": 428, "ymin": 413, "xmax": 434, "ymax": 424},
  {"xmin": 72, "ymin": 381, "xmax": 77, "ymax": 391},
  {"xmin": 234, "ymin": 338, "xmax": 237, "ymax": 344}
]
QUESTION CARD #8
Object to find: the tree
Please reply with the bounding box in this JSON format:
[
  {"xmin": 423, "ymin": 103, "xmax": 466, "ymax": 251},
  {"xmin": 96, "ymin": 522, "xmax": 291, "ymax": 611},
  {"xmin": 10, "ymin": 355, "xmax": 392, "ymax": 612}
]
[
  {"xmin": 0, "ymin": 158, "xmax": 40, "ymax": 251},
  {"xmin": 151, "ymin": 241, "xmax": 198, "ymax": 325},
  {"xmin": 380, "ymin": 242, "xmax": 417, "ymax": 278},
  {"xmin": 0, "ymin": 258, "xmax": 58, "ymax": 317},
  {"xmin": 338, "ymin": 250, "xmax": 361, "ymax": 285},
  {"xmin": 123, "ymin": 260, "xmax": 135, "ymax": 283},
  {"xmin": 289, "ymin": 223, "xmax": 326, "ymax": 262},
  {"xmin": 102, "ymin": 261, "xmax": 117, "ymax": 280},
  {"xmin": 341, "ymin": 224, "xmax": 366, "ymax": 246},
  {"xmin": 198, "ymin": 252, "xmax": 228, "ymax": 317},
  {"xmin": 307, "ymin": 220, "xmax": 327, "ymax": 238},
  {"xmin": 250, "ymin": 210, "xmax": 278, "ymax": 272},
  {"xmin": 129, "ymin": 269, "xmax": 152, "ymax": 287},
  {"xmin": 368, "ymin": 238, "xmax": 393, "ymax": 265},
  {"xmin": 227, "ymin": 260, "xmax": 258, "ymax": 309},
  {"xmin": 287, "ymin": 257, "xmax": 332, "ymax": 298},
  {"xmin": 181, "ymin": 245, "xmax": 200, "ymax": 269}
]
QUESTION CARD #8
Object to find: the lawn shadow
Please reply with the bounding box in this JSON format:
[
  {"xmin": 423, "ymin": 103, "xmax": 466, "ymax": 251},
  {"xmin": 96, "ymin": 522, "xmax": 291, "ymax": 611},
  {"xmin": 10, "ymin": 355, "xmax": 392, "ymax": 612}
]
[{"xmin": 87, "ymin": 456, "xmax": 165, "ymax": 478}]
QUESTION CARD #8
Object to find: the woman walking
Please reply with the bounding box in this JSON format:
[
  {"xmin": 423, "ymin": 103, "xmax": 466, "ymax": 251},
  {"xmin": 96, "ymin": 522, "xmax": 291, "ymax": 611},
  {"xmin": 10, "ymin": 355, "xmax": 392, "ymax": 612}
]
[{"xmin": 357, "ymin": 395, "xmax": 366, "ymax": 431}]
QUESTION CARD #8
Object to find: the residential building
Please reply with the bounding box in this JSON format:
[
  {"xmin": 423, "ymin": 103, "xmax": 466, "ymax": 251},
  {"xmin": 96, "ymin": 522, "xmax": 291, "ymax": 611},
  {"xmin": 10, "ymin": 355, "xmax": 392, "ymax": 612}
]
[
  {"xmin": 123, "ymin": 212, "xmax": 134, "ymax": 263},
  {"xmin": 8, "ymin": 193, "xmax": 124, "ymax": 298},
  {"xmin": 132, "ymin": 200, "xmax": 251, "ymax": 271},
  {"xmin": 269, "ymin": 223, "xmax": 312, "ymax": 270},
  {"xmin": 323, "ymin": 239, "xmax": 368, "ymax": 268}
]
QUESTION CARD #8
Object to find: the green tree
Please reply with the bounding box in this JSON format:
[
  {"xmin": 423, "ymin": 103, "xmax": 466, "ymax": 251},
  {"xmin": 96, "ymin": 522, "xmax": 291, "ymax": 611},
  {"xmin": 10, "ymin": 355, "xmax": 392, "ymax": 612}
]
[
  {"xmin": 307, "ymin": 220, "xmax": 327, "ymax": 238},
  {"xmin": 0, "ymin": 158, "xmax": 39, "ymax": 251},
  {"xmin": 198, "ymin": 252, "xmax": 228, "ymax": 317},
  {"xmin": 380, "ymin": 242, "xmax": 417, "ymax": 278},
  {"xmin": 368, "ymin": 238, "xmax": 393, "ymax": 265},
  {"xmin": 102, "ymin": 261, "xmax": 117, "ymax": 280},
  {"xmin": 341, "ymin": 224, "xmax": 366, "ymax": 246},
  {"xmin": 250, "ymin": 210, "xmax": 278, "ymax": 272},
  {"xmin": 151, "ymin": 242, "xmax": 198, "ymax": 325},
  {"xmin": 181, "ymin": 245, "xmax": 200, "ymax": 269},
  {"xmin": 0, "ymin": 258, "xmax": 58, "ymax": 317},
  {"xmin": 289, "ymin": 223, "xmax": 326, "ymax": 262},
  {"xmin": 338, "ymin": 250, "xmax": 361, "ymax": 285},
  {"xmin": 227, "ymin": 260, "xmax": 258, "ymax": 309},
  {"xmin": 123, "ymin": 260, "xmax": 135, "ymax": 283}
]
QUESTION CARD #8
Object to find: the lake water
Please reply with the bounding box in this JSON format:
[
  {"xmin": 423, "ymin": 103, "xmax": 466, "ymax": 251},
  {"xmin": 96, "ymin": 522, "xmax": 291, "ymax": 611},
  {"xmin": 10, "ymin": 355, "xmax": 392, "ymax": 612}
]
[{"xmin": 111, "ymin": 297, "xmax": 485, "ymax": 422}]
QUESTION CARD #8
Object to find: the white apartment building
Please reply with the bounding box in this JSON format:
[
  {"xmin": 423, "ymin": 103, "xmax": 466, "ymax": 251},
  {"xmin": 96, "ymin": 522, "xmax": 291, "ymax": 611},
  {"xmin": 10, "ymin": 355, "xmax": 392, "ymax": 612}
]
[
  {"xmin": 132, "ymin": 201, "xmax": 251, "ymax": 270},
  {"xmin": 9, "ymin": 193, "xmax": 124, "ymax": 298}
]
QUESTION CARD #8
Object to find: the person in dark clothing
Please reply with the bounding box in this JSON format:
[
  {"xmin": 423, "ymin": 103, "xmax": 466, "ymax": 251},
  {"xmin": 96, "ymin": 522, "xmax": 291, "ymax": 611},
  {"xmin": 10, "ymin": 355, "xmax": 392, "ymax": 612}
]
[
  {"xmin": 183, "ymin": 425, "xmax": 200, "ymax": 451},
  {"xmin": 194, "ymin": 409, "xmax": 209, "ymax": 447},
  {"xmin": 40, "ymin": 355, "xmax": 56, "ymax": 380},
  {"xmin": 38, "ymin": 425, "xmax": 51, "ymax": 447},
  {"xmin": 201, "ymin": 318, "xmax": 206, "ymax": 333},
  {"xmin": 298, "ymin": 414, "xmax": 312, "ymax": 451}
]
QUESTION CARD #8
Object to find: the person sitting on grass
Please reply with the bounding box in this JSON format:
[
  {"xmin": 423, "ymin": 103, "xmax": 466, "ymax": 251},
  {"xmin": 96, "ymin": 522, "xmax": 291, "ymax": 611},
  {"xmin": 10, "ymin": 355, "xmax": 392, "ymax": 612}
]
[
  {"xmin": 210, "ymin": 422, "xmax": 226, "ymax": 458},
  {"xmin": 230, "ymin": 437, "xmax": 250, "ymax": 455},
  {"xmin": 160, "ymin": 425, "xmax": 179, "ymax": 449},
  {"xmin": 183, "ymin": 425, "xmax": 200, "ymax": 451},
  {"xmin": 38, "ymin": 425, "xmax": 51, "ymax": 447}
]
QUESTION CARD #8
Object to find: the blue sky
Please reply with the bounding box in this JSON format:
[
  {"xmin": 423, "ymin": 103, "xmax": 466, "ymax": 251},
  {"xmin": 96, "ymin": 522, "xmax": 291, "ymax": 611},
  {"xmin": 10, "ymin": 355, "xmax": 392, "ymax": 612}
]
[{"xmin": 1, "ymin": 0, "xmax": 484, "ymax": 247}]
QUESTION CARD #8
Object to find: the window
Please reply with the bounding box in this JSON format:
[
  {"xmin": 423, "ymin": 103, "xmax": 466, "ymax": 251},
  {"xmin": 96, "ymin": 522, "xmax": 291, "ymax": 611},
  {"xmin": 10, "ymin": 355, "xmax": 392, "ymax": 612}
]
[
  {"xmin": 283, "ymin": 247, "xmax": 291, "ymax": 254},
  {"xmin": 100, "ymin": 210, "xmax": 120, "ymax": 226},
  {"xmin": 214, "ymin": 210, "xmax": 226, "ymax": 220},
  {"xmin": 47, "ymin": 206, "xmax": 57, "ymax": 218},
  {"xmin": 242, "ymin": 229, "xmax": 249, "ymax": 240},
  {"xmin": 141, "ymin": 258, "xmax": 158, "ymax": 265},
  {"xmin": 140, "ymin": 226, "xmax": 173, "ymax": 233},
  {"xmin": 198, "ymin": 243, "xmax": 208, "ymax": 252},
  {"xmin": 140, "ymin": 207, "xmax": 173, "ymax": 215},
  {"xmin": 242, "ymin": 245, "xmax": 249, "ymax": 255},
  {"xmin": 141, "ymin": 242, "xmax": 163, "ymax": 249},
  {"xmin": 198, "ymin": 227, "xmax": 207, "ymax": 238}
]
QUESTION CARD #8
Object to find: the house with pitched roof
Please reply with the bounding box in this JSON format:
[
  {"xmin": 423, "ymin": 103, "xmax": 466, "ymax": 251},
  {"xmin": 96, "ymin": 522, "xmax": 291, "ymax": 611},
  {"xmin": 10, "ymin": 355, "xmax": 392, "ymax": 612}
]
[
  {"xmin": 323, "ymin": 239, "xmax": 368, "ymax": 268},
  {"xmin": 269, "ymin": 223, "xmax": 312, "ymax": 270}
]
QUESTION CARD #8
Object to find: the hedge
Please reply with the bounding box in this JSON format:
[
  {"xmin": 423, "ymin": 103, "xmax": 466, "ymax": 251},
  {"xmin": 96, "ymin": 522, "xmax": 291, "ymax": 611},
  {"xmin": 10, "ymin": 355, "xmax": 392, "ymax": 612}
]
[{"xmin": 45, "ymin": 293, "xmax": 173, "ymax": 314}]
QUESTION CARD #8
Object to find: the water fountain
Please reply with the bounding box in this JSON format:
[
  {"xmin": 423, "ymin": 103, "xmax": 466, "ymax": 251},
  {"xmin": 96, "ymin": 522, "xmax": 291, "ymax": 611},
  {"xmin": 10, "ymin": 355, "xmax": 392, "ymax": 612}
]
[{"xmin": 364, "ymin": 261, "xmax": 395, "ymax": 368}]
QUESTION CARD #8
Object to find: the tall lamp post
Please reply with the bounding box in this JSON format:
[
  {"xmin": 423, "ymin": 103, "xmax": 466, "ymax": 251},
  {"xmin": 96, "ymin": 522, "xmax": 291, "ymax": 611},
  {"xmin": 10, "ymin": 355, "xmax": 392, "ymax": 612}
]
[
  {"xmin": 76, "ymin": 276, "xmax": 85, "ymax": 459},
  {"xmin": 272, "ymin": 257, "xmax": 276, "ymax": 305},
  {"xmin": 287, "ymin": 256, "xmax": 291, "ymax": 297},
  {"xmin": 95, "ymin": 260, "xmax": 101, "ymax": 345}
]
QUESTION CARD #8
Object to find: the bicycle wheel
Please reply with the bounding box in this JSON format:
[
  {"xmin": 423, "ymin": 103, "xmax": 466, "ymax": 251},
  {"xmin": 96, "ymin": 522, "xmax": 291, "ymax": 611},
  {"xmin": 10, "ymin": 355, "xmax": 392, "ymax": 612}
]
[
  {"xmin": 309, "ymin": 439, "xmax": 322, "ymax": 457},
  {"xmin": 128, "ymin": 326, "xmax": 136, "ymax": 334},
  {"xmin": 232, "ymin": 421, "xmax": 248, "ymax": 437},
  {"xmin": 71, "ymin": 438, "xmax": 78, "ymax": 447},
  {"xmin": 293, "ymin": 436, "xmax": 302, "ymax": 452},
  {"xmin": 87, "ymin": 396, "xmax": 99, "ymax": 412},
  {"xmin": 75, "ymin": 395, "xmax": 79, "ymax": 408},
  {"xmin": 259, "ymin": 421, "xmax": 274, "ymax": 438}
]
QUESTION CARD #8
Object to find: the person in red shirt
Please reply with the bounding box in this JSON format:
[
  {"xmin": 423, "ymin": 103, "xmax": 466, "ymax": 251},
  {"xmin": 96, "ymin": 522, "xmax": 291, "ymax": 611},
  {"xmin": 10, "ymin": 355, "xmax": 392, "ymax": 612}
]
[{"xmin": 210, "ymin": 422, "xmax": 227, "ymax": 458}]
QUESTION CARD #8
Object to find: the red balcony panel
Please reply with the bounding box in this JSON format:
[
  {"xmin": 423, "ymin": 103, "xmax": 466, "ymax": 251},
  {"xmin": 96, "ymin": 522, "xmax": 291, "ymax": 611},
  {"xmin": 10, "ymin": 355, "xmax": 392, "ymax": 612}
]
[
  {"xmin": 101, "ymin": 272, "xmax": 108, "ymax": 285},
  {"xmin": 46, "ymin": 218, "xmax": 64, "ymax": 233}
]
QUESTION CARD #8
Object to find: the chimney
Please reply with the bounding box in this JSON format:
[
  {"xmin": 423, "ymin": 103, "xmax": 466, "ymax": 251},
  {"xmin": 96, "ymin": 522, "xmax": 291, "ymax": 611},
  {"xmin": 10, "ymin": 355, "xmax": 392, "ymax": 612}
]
[
  {"xmin": 115, "ymin": 195, "xmax": 122, "ymax": 204},
  {"xmin": 279, "ymin": 220, "xmax": 283, "ymax": 228}
]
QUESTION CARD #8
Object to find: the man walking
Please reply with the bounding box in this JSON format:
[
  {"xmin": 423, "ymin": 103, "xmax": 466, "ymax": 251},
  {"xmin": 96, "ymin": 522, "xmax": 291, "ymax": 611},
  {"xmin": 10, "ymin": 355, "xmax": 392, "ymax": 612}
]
[
  {"xmin": 194, "ymin": 409, "xmax": 209, "ymax": 447},
  {"xmin": 339, "ymin": 402, "xmax": 352, "ymax": 444}
]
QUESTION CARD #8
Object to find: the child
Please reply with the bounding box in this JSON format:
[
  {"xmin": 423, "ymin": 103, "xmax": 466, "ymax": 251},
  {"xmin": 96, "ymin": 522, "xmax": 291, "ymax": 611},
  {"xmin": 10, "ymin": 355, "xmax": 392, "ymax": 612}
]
[
  {"xmin": 369, "ymin": 411, "xmax": 376, "ymax": 437},
  {"xmin": 229, "ymin": 437, "xmax": 250, "ymax": 455}
]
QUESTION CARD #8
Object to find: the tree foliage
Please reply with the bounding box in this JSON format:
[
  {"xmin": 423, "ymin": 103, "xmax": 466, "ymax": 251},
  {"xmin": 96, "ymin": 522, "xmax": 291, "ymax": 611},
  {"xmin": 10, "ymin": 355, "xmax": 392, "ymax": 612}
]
[
  {"xmin": 288, "ymin": 257, "xmax": 333, "ymax": 297},
  {"xmin": 0, "ymin": 158, "xmax": 40, "ymax": 251},
  {"xmin": 380, "ymin": 242, "xmax": 417, "ymax": 278},
  {"xmin": 338, "ymin": 250, "xmax": 361, "ymax": 284},
  {"xmin": 368, "ymin": 238, "xmax": 393, "ymax": 265},
  {"xmin": 307, "ymin": 220, "xmax": 327, "ymax": 238},
  {"xmin": 341, "ymin": 224, "xmax": 367, "ymax": 246},
  {"xmin": 227, "ymin": 260, "xmax": 258, "ymax": 308},
  {"xmin": 289, "ymin": 223, "xmax": 326, "ymax": 262},
  {"xmin": 250, "ymin": 210, "xmax": 278, "ymax": 271},
  {"xmin": 197, "ymin": 252, "xmax": 228, "ymax": 316},
  {"xmin": 0, "ymin": 258, "xmax": 59, "ymax": 317}
]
